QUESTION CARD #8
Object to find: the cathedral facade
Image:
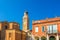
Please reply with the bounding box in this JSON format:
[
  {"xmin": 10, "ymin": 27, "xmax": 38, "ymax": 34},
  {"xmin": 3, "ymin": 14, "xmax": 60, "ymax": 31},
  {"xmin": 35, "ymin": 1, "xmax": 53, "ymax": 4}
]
[{"xmin": 0, "ymin": 22, "xmax": 21, "ymax": 40}]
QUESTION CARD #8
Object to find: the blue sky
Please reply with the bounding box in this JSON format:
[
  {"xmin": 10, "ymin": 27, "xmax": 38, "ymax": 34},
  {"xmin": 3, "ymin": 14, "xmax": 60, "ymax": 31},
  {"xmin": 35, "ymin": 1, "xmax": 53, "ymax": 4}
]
[{"xmin": 0, "ymin": 0, "xmax": 60, "ymax": 30}]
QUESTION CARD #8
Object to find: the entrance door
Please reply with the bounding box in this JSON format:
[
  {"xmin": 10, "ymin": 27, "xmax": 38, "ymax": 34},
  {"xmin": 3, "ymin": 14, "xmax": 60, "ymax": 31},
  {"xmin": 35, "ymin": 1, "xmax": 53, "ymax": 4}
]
[
  {"xmin": 59, "ymin": 37, "xmax": 60, "ymax": 40},
  {"xmin": 41, "ymin": 36, "xmax": 46, "ymax": 40},
  {"xmin": 49, "ymin": 36, "xmax": 55, "ymax": 40},
  {"xmin": 35, "ymin": 37, "xmax": 39, "ymax": 40}
]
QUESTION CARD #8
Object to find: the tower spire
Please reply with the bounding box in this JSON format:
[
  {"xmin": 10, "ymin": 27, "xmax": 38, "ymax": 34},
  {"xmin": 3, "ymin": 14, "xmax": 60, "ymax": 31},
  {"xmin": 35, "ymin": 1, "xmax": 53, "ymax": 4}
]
[{"xmin": 24, "ymin": 10, "xmax": 28, "ymax": 15}]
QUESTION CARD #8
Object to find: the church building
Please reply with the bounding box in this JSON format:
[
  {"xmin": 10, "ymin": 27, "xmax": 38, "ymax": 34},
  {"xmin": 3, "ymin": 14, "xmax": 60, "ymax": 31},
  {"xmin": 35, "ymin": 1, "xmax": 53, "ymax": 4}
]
[{"xmin": 0, "ymin": 11, "xmax": 29, "ymax": 40}]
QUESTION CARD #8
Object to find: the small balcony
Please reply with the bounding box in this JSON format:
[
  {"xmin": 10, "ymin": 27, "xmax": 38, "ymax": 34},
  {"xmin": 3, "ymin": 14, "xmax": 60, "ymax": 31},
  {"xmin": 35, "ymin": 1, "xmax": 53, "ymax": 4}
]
[{"xmin": 47, "ymin": 30, "xmax": 58, "ymax": 34}]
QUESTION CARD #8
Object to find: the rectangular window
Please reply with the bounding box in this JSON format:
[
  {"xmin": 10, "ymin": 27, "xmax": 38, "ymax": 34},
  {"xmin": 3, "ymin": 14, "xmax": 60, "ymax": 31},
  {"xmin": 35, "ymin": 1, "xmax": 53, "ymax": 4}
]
[
  {"xmin": 35, "ymin": 27, "xmax": 38, "ymax": 32},
  {"xmin": 50, "ymin": 25, "xmax": 52, "ymax": 33},
  {"xmin": 47, "ymin": 25, "xmax": 52, "ymax": 33},
  {"xmin": 9, "ymin": 33, "xmax": 11, "ymax": 40},
  {"xmin": 9, "ymin": 33, "xmax": 11, "ymax": 38},
  {"xmin": 53, "ymin": 24, "xmax": 57, "ymax": 33},
  {"xmin": 47, "ymin": 24, "xmax": 57, "ymax": 33},
  {"xmin": 42, "ymin": 26, "xmax": 45, "ymax": 32}
]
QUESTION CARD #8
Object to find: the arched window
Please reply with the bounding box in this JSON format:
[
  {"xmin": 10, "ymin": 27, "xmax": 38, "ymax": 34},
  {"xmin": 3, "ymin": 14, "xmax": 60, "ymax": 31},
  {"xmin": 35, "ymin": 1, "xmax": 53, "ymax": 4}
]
[
  {"xmin": 2, "ymin": 25, "xmax": 8, "ymax": 30},
  {"xmin": 5, "ymin": 25, "xmax": 8, "ymax": 29}
]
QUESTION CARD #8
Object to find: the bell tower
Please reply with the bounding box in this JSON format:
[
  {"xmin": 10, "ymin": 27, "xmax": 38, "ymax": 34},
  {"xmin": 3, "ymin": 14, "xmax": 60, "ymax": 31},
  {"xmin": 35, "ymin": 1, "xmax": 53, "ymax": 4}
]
[{"xmin": 23, "ymin": 11, "xmax": 29, "ymax": 32}]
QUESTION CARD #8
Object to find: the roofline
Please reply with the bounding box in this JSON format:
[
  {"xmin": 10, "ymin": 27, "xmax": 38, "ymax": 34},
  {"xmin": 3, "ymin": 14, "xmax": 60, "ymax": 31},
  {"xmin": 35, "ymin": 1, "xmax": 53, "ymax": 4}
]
[{"xmin": 32, "ymin": 17, "xmax": 60, "ymax": 22}]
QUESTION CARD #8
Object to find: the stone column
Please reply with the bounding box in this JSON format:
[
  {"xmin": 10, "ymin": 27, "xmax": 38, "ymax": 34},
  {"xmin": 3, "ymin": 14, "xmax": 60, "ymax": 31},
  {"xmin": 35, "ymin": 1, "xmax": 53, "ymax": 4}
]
[
  {"xmin": 31, "ymin": 35, "xmax": 35, "ymax": 40},
  {"xmin": 56, "ymin": 34, "xmax": 59, "ymax": 40},
  {"xmin": 39, "ymin": 37, "xmax": 41, "ymax": 40},
  {"xmin": 47, "ymin": 34, "xmax": 49, "ymax": 40}
]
